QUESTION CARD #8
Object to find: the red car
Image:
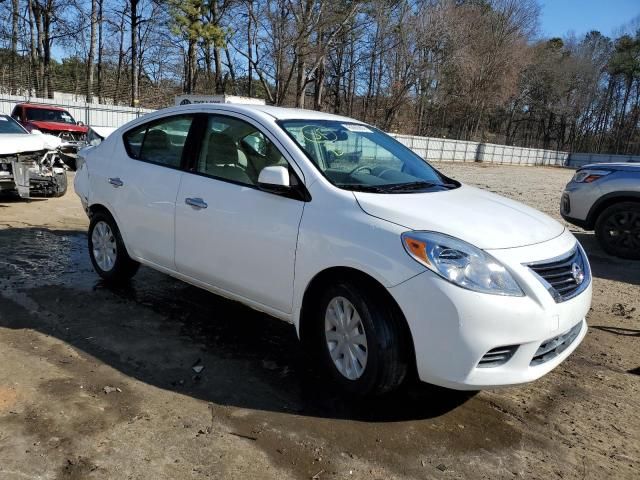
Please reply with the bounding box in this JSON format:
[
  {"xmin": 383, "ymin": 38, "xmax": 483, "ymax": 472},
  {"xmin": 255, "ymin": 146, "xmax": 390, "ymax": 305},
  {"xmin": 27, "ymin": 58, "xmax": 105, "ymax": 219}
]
[{"xmin": 11, "ymin": 103, "xmax": 88, "ymax": 169}]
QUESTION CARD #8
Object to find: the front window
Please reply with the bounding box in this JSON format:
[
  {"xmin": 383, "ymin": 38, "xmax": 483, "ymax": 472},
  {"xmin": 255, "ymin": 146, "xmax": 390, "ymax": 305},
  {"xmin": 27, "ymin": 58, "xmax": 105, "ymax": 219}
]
[
  {"xmin": 0, "ymin": 115, "xmax": 28, "ymax": 134},
  {"xmin": 196, "ymin": 114, "xmax": 288, "ymax": 186},
  {"xmin": 279, "ymin": 120, "xmax": 456, "ymax": 193},
  {"xmin": 25, "ymin": 107, "xmax": 77, "ymax": 124}
]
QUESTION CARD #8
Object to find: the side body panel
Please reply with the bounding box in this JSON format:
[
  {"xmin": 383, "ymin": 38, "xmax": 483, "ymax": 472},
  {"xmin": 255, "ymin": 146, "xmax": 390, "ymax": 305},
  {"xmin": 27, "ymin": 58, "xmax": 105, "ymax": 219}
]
[{"xmin": 175, "ymin": 174, "xmax": 304, "ymax": 314}]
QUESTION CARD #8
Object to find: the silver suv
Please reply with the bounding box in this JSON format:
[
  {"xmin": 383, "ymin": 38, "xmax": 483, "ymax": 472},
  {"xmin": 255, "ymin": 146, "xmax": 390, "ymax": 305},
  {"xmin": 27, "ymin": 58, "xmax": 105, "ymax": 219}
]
[{"xmin": 561, "ymin": 162, "xmax": 640, "ymax": 259}]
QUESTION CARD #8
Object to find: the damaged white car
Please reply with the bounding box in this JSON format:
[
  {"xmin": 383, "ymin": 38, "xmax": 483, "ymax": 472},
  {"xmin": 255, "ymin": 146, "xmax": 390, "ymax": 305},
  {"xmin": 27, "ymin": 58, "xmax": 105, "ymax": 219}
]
[{"xmin": 0, "ymin": 114, "xmax": 68, "ymax": 198}]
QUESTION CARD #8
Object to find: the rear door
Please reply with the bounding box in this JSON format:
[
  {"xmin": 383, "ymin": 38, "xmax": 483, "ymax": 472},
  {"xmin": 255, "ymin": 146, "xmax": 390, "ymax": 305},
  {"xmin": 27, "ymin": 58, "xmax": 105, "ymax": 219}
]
[
  {"xmin": 174, "ymin": 113, "xmax": 306, "ymax": 314},
  {"xmin": 109, "ymin": 114, "xmax": 195, "ymax": 269}
]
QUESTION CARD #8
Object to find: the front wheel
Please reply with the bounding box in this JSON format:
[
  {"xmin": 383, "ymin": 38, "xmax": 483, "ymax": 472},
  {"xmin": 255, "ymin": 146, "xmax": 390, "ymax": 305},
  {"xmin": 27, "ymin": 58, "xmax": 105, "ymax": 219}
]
[
  {"xmin": 52, "ymin": 171, "xmax": 67, "ymax": 197},
  {"xmin": 314, "ymin": 280, "xmax": 409, "ymax": 396},
  {"xmin": 88, "ymin": 211, "xmax": 140, "ymax": 283},
  {"xmin": 595, "ymin": 202, "xmax": 640, "ymax": 260}
]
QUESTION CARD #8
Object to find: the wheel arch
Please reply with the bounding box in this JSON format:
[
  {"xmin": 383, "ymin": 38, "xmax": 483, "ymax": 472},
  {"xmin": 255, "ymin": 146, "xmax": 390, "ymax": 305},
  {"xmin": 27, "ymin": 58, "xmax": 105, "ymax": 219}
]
[
  {"xmin": 88, "ymin": 203, "xmax": 114, "ymax": 219},
  {"xmin": 587, "ymin": 191, "xmax": 640, "ymax": 228},
  {"xmin": 87, "ymin": 203, "xmax": 134, "ymax": 258},
  {"xmin": 297, "ymin": 266, "xmax": 417, "ymax": 374}
]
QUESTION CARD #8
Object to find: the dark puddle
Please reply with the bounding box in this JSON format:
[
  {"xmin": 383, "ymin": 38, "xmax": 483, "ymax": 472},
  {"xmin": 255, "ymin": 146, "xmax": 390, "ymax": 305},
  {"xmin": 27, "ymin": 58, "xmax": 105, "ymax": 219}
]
[{"xmin": 0, "ymin": 227, "xmax": 527, "ymax": 477}]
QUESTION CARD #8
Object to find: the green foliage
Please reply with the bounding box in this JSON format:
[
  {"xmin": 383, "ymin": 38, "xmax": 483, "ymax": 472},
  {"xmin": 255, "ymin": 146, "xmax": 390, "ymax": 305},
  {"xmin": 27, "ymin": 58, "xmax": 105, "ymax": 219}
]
[
  {"xmin": 608, "ymin": 32, "xmax": 640, "ymax": 80},
  {"xmin": 169, "ymin": 0, "xmax": 225, "ymax": 47}
]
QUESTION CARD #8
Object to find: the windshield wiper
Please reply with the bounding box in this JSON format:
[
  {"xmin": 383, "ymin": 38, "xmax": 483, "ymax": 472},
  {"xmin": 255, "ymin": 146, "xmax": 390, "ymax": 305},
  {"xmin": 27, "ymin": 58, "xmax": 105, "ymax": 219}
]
[
  {"xmin": 383, "ymin": 181, "xmax": 459, "ymax": 192},
  {"xmin": 381, "ymin": 181, "xmax": 438, "ymax": 192},
  {"xmin": 335, "ymin": 183, "xmax": 388, "ymax": 193}
]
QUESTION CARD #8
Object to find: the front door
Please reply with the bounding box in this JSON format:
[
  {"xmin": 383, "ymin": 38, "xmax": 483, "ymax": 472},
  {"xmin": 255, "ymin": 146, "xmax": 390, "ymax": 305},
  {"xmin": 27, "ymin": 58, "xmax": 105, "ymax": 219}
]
[{"xmin": 175, "ymin": 113, "xmax": 305, "ymax": 314}]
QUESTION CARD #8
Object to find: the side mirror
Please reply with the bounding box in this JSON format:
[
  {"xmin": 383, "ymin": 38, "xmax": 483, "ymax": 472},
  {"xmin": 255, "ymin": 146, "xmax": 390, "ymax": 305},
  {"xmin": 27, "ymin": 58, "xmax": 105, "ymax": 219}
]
[
  {"xmin": 77, "ymin": 121, "xmax": 85, "ymax": 126},
  {"xmin": 31, "ymin": 129, "xmax": 43, "ymax": 135},
  {"xmin": 258, "ymin": 166, "xmax": 290, "ymax": 192}
]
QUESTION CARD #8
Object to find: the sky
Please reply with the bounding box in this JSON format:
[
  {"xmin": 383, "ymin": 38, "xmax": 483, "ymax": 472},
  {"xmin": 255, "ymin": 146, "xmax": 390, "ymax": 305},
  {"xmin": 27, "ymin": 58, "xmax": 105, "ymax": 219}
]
[{"xmin": 540, "ymin": 0, "xmax": 640, "ymax": 39}]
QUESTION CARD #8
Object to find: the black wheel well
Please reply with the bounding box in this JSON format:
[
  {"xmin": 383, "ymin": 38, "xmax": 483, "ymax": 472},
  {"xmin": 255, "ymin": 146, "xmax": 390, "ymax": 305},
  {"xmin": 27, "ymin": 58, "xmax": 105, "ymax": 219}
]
[
  {"xmin": 88, "ymin": 203, "xmax": 114, "ymax": 220},
  {"xmin": 298, "ymin": 267, "xmax": 416, "ymax": 373},
  {"xmin": 589, "ymin": 195, "xmax": 640, "ymax": 228}
]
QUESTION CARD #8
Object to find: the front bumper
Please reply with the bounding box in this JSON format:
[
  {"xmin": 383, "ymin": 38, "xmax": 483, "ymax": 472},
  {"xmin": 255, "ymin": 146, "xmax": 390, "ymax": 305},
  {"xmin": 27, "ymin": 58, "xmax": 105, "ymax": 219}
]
[{"xmin": 388, "ymin": 230, "xmax": 592, "ymax": 390}]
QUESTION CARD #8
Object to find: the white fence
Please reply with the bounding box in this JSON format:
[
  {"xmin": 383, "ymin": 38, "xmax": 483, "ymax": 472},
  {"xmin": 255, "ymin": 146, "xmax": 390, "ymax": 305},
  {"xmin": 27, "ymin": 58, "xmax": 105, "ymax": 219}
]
[
  {"xmin": 0, "ymin": 93, "xmax": 154, "ymax": 128},
  {"xmin": 1, "ymin": 94, "xmax": 637, "ymax": 167},
  {"xmin": 391, "ymin": 134, "xmax": 570, "ymax": 166},
  {"xmin": 567, "ymin": 152, "xmax": 640, "ymax": 167}
]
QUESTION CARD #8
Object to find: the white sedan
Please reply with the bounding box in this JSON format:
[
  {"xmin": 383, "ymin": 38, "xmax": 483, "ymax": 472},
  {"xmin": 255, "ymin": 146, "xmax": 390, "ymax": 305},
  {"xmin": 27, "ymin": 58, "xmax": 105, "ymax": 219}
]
[{"xmin": 74, "ymin": 104, "xmax": 592, "ymax": 395}]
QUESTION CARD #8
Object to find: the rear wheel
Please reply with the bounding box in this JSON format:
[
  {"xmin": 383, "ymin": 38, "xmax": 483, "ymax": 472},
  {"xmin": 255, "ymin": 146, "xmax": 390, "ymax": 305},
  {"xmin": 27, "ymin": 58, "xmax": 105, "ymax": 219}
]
[
  {"xmin": 313, "ymin": 280, "xmax": 409, "ymax": 396},
  {"xmin": 88, "ymin": 211, "xmax": 140, "ymax": 283},
  {"xmin": 595, "ymin": 202, "xmax": 640, "ymax": 259}
]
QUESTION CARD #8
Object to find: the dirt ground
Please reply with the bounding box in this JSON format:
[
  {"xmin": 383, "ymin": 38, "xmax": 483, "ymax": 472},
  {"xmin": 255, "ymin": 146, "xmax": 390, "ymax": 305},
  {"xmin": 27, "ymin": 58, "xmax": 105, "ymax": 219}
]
[{"xmin": 0, "ymin": 164, "xmax": 638, "ymax": 480}]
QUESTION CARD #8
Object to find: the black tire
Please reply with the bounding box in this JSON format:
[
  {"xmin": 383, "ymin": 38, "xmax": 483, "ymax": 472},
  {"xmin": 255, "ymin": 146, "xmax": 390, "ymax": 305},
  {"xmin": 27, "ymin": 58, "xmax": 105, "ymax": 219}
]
[
  {"xmin": 312, "ymin": 279, "xmax": 409, "ymax": 396},
  {"xmin": 595, "ymin": 202, "xmax": 640, "ymax": 260},
  {"xmin": 88, "ymin": 211, "xmax": 140, "ymax": 283},
  {"xmin": 52, "ymin": 171, "xmax": 68, "ymax": 197}
]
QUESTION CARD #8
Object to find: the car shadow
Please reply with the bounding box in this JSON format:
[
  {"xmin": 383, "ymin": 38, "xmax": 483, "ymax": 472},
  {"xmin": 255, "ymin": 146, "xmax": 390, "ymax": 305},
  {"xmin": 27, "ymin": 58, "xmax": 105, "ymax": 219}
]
[
  {"xmin": 0, "ymin": 194, "xmax": 48, "ymax": 202},
  {"xmin": 572, "ymin": 231, "xmax": 640, "ymax": 286},
  {"xmin": 0, "ymin": 226, "xmax": 476, "ymax": 423}
]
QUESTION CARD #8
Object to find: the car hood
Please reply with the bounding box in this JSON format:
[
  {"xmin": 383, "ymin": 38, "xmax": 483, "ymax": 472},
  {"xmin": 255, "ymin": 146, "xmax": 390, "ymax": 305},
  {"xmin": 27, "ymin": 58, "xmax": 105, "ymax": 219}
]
[
  {"xmin": 353, "ymin": 184, "xmax": 565, "ymax": 249},
  {"xmin": 28, "ymin": 120, "xmax": 88, "ymax": 133},
  {"xmin": 0, "ymin": 133, "xmax": 62, "ymax": 155},
  {"xmin": 89, "ymin": 126, "xmax": 116, "ymax": 139}
]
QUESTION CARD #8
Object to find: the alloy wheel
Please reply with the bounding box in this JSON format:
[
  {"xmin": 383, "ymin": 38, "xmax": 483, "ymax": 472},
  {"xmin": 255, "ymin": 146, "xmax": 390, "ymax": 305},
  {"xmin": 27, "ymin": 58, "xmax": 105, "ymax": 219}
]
[{"xmin": 603, "ymin": 210, "xmax": 640, "ymax": 250}]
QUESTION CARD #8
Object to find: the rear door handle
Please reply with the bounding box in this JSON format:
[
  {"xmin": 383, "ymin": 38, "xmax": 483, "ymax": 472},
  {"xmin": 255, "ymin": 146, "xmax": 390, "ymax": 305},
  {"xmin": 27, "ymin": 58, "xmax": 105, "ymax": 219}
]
[
  {"xmin": 185, "ymin": 197, "xmax": 208, "ymax": 209},
  {"xmin": 108, "ymin": 177, "xmax": 124, "ymax": 188}
]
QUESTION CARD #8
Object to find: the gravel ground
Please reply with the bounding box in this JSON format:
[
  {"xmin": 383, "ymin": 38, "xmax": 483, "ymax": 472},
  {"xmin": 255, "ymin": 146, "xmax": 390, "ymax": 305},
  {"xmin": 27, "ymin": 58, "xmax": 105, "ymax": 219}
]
[{"xmin": 0, "ymin": 164, "xmax": 638, "ymax": 480}]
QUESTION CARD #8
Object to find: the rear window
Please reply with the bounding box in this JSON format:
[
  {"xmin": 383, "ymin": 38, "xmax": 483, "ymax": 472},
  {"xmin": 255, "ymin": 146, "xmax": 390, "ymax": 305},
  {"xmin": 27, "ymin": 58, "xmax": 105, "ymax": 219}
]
[{"xmin": 123, "ymin": 115, "xmax": 194, "ymax": 169}]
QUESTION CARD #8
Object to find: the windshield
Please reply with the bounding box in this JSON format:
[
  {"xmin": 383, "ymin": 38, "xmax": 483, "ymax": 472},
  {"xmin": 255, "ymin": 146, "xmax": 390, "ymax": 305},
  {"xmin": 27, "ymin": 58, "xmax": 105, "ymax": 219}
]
[
  {"xmin": 279, "ymin": 120, "xmax": 455, "ymax": 193},
  {"xmin": 0, "ymin": 115, "xmax": 28, "ymax": 134},
  {"xmin": 26, "ymin": 107, "xmax": 76, "ymax": 124}
]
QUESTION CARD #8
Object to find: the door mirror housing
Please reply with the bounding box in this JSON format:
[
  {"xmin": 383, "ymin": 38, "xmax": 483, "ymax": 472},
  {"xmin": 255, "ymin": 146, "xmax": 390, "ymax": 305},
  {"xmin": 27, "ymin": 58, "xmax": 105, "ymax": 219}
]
[
  {"xmin": 258, "ymin": 166, "xmax": 290, "ymax": 191},
  {"xmin": 31, "ymin": 129, "xmax": 43, "ymax": 135}
]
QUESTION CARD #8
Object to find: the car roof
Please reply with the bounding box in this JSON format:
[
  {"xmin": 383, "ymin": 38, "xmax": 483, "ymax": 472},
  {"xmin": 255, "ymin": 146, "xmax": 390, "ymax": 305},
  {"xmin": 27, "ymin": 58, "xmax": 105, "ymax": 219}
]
[
  {"xmin": 155, "ymin": 103, "xmax": 367, "ymax": 124},
  {"xmin": 17, "ymin": 103, "xmax": 67, "ymax": 111}
]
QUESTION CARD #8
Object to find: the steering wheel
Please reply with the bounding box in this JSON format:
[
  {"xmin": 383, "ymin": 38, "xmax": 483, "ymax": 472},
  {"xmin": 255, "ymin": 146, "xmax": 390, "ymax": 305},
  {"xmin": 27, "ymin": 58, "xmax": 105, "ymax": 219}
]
[{"xmin": 348, "ymin": 165, "xmax": 374, "ymax": 176}]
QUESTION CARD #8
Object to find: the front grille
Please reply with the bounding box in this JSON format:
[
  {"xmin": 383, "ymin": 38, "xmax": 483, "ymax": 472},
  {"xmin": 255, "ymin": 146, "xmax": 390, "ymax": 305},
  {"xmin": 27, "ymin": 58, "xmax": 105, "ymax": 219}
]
[
  {"xmin": 526, "ymin": 247, "xmax": 590, "ymax": 303},
  {"xmin": 478, "ymin": 345, "xmax": 518, "ymax": 368},
  {"xmin": 530, "ymin": 321, "xmax": 583, "ymax": 366}
]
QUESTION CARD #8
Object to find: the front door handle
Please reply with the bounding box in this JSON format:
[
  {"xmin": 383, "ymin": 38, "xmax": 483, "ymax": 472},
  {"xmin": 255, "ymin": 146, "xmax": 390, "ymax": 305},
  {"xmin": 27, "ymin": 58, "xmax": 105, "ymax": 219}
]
[
  {"xmin": 185, "ymin": 197, "xmax": 208, "ymax": 209},
  {"xmin": 108, "ymin": 177, "xmax": 124, "ymax": 188}
]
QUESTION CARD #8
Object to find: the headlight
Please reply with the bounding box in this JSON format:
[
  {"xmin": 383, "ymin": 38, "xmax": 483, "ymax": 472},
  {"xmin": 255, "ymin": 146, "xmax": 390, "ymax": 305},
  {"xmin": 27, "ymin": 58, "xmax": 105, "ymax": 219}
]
[
  {"xmin": 572, "ymin": 169, "xmax": 611, "ymax": 183},
  {"xmin": 401, "ymin": 231, "xmax": 523, "ymax": 296}
]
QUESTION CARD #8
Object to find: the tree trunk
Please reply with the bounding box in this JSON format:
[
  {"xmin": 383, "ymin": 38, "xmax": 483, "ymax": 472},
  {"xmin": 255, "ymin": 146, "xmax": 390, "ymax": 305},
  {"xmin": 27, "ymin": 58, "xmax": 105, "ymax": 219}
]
[
  {"xmin": 10, "ymin": 0, "xmax": 19, "ymax": 95},
  {"xmin": 186, "ymin": 39, "xmax": 196, "ymax": 93},
  {"xmin": 114, "ymin": 7, "xmax": 126, "ymax": 105},
  {"xmin": 246, "ymin": 0, "xmax": 253, "ymax": 97},
  {"xmin": 224, "ymin": 47, "xmax": 236, "ymax": 93},
  {"xmin": 86, "ymin": 0, "xmax": 97, "ymax": 102},
  {"xmin": 314, "ymin": 57, "xmax": 324, "ymax": 111},
  {"xmin": 27, "ymin": 0, "xmax": 38, "ymax": 96},
  {"xmin": 130, "ymin": 0, "xmax": 139, "ymax": 107},
  {"xmin": 97, "ymin": 0, "xmax": 104, "ymax": 103},
  {"xmin": 295, "ymin": 58, "xmax": 306, "ymax": 108},
  {"xmin": 213, "ymin": 47, "xmax": 223, "ymax": 93}
]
